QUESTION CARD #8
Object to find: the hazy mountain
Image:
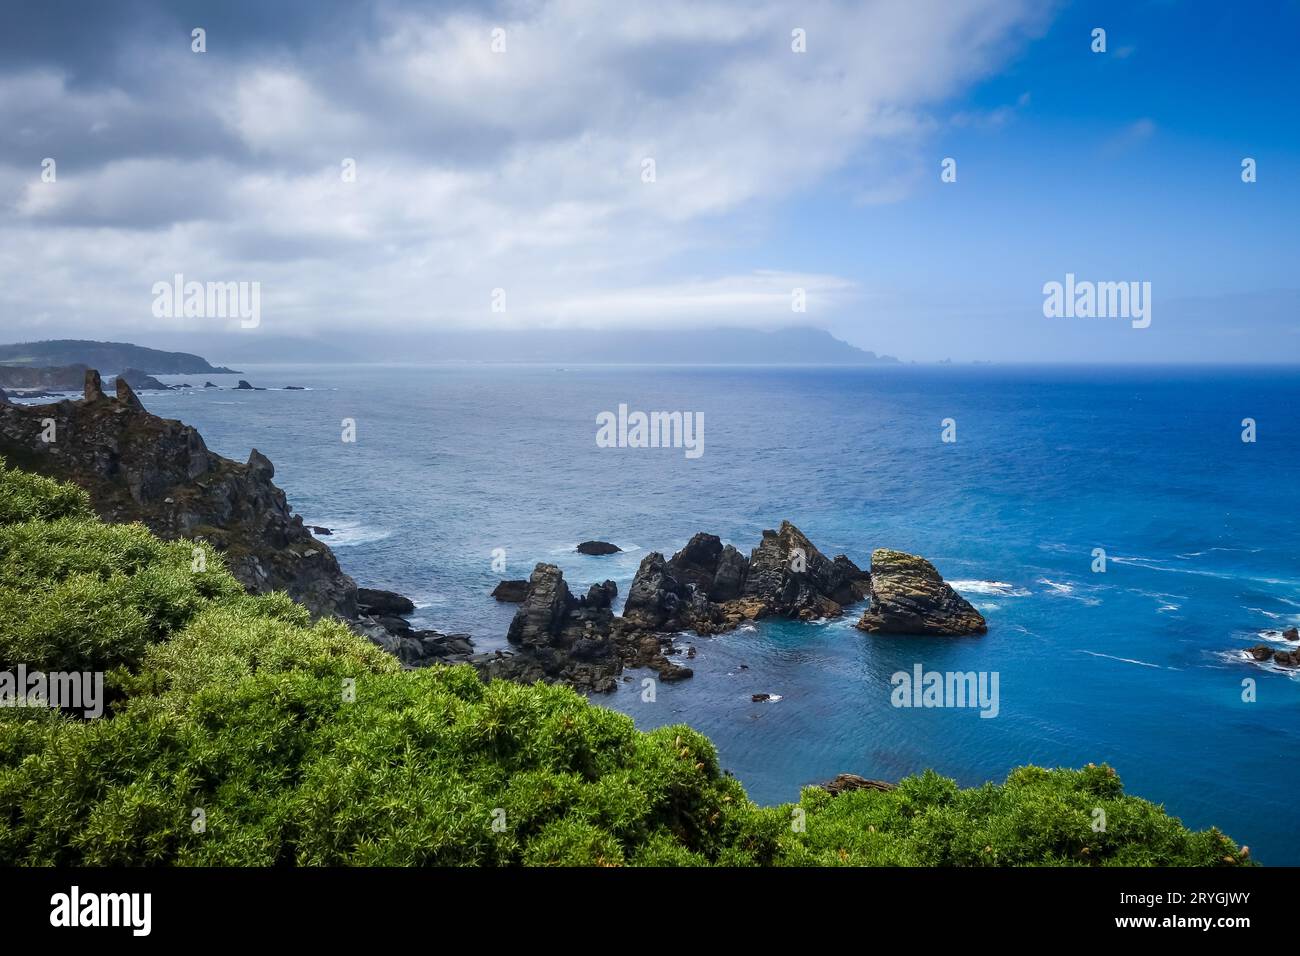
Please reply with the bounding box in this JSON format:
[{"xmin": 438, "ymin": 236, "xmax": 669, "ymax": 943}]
[
  {"xmin": 0, "ymin": 340, "xmax": 238, "ymax": 374},
  {"xmin": 85, "ymin": 327, "xmax": 899, "ymax": 367}
]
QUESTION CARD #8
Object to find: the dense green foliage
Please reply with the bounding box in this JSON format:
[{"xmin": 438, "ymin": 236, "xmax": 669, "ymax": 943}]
[{"xmin": 0, "ymin": 460, "xmax": 1249, "ymax": 866}]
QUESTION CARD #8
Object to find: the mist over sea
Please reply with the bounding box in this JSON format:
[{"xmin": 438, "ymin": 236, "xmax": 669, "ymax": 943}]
[{"xmin": 128, "ymin": 363, "xmax": 1299, "ymax": 862}]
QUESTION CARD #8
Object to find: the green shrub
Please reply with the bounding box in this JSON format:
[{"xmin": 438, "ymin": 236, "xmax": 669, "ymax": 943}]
[
  {"xmin": 0, "ymin": 458, "xmax": 90, "ymax": 525},
  {"xmin": 0, "ymin": 460, "xmax": 1251, "ymax": 867}
]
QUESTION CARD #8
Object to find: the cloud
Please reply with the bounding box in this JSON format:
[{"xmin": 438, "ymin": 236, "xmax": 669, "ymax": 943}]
[{"xmin": 0, "ymin": 0, "xmax": 1048, "ymax": 338}]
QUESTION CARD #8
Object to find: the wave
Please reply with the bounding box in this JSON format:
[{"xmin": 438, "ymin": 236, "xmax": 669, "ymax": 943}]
[
  {"xmin": 1078, "ymin": 650, "xmax": 1176, "ymax": 670},
  {"xmin": 310, "ymin": 519, "xmax": 393, "ymax": 548},
  {"xmin": 1222, "ymin": 649, "xmax": 1300, "ymax": 680},
  {"xmin": 951, "ymin": 580, "xmax": 1030, "ymax": 597},
  {"xmin": 1253, "ymin": 628, "xmax": 1300, "ymax": 645},
  {"xmin": 1176, "ymin": 547, "xmax": 1263, "ymax": 559},
  {"xmin": 1112, "ymin": 555, "xmax": 1297, "ymax": 588},
  {"xmin": 1038, "ymin": 578, "xmax": 1103, "ymax": 605}
]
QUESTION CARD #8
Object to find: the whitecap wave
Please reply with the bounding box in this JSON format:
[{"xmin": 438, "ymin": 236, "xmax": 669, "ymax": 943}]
[
  {"xmin": 310, "ymin": 519, "xmax": 393, "ymax": 548},
  {"xmin": 951, "ymin": 580, "xmax": 1030, "ymax": 597},
  {"xmin": 1038, "ymin": 578, "xmax": 1074, "ymax": 594}
]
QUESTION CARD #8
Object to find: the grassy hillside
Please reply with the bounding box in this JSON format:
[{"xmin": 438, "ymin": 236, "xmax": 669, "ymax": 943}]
[{"xmin": 0, "ymin": 460, "xmax": 1249, "ymax": 866}]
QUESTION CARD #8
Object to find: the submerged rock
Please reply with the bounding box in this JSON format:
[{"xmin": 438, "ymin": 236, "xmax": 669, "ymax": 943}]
[
  {"xmin": 854, "ymin": 549, "xmax": 986, "ymax": 636},
  {"xmin": 820, "ymin": 774, "xmax": 896, "ymax": 796},
  {"xmin": 577, "ymin": 540, "xmax": 621, "ymax": 555}
]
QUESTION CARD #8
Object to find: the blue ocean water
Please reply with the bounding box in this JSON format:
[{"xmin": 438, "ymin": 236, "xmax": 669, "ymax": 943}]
[{"xmin": 134, "ymin": 364, "xmax": 1299, "ymax": 862}]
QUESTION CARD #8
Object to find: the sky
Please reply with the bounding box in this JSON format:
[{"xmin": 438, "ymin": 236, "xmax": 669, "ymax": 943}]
[{"xmin": 1, "ymin": 0, "xmax": 1296, "ymax": 362}]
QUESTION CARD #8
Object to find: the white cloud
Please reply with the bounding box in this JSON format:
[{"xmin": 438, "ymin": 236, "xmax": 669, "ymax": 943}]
[{"xmin": 0, "ymin": 0, "xmax": 1047, "ymax": 338}]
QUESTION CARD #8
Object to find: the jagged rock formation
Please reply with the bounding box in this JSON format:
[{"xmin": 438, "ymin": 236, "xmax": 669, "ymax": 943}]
[
  {"xmin": 854, "ymin": 549, "xmax": 986, "ymax": 636},
  {"xmin": 478, "ymin": 564, "xmax": 629, "ymax": 692},
  {"xmin": 490, "ymin": 523, "xmax": 872, "ymax": 692},
  {"xmin": 492, "ymin": 525, "xmax": 987, "ymax": 692},
  {"xmin": 623, "ymin": 523, "xmax": 870, "ymax": 636}
]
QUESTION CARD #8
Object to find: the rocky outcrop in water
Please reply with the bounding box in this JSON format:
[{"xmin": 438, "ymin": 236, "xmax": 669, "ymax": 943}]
[
  {"xmin": 577, "ymin": 540, "xmax": 621, "ymax": 555},
  {"xmin": 853, "ymin": 549, "xmax": 986, "ymax": 636},
  {"xmin": 491, "ymin": 579, "xmax": 529, "ymax": 602},
  {"xmin": 477, "ymin": 564, "xmax": 626, "ymax": 692},
  {"xmin": 116, "ymin": 368, "xmax": 171, "ymax": 390},
  {"xmin": 1247, "ymin": 645, "xmax": 1299, "ymax": 667},
  {"xmin": 623, "ymin": 523, "xmax": 870, "ymax": 636}
]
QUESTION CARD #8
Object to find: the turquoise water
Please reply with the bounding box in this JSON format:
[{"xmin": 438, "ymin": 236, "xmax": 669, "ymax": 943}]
[{"xmin": 134, "ymin": 363, "xmax": 1299, "ymax": 862}]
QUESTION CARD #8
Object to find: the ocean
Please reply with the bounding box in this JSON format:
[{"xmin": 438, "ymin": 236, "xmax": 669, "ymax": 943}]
[{"xmin": 123, "ymin": 363, "xmax": 1299, "ymax": 862}]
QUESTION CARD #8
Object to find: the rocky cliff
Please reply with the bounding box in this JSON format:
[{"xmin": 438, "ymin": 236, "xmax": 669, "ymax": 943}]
[
  {"xmin": 0, "ymin": 370, "xmax": 354, "ymax": 618},
  {"xmin": 0, "ymin": 369, "xmax": 469, "ymax": 666}
]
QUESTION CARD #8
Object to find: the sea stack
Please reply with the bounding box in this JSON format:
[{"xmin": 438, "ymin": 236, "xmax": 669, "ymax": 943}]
[{"xmin": 854, "ymin": 549, "xmax": 986, "ymax": 636}]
